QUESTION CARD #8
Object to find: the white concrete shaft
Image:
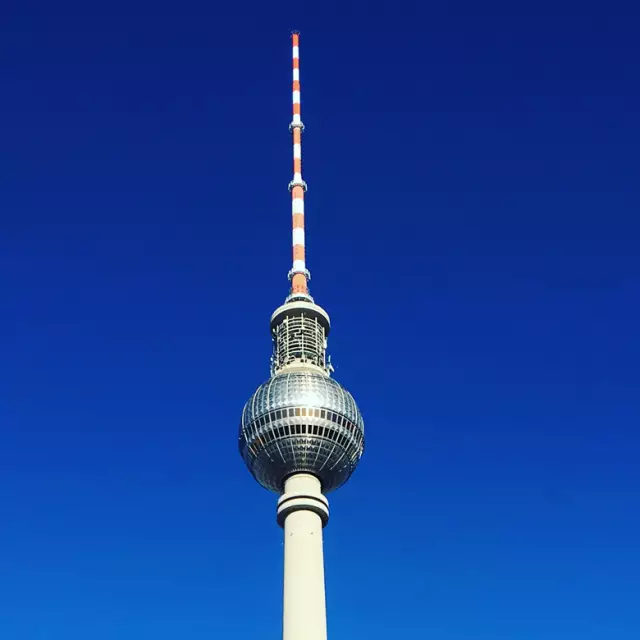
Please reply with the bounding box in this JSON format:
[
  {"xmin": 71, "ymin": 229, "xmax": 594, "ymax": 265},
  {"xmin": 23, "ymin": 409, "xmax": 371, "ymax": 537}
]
[{"xmin": 282, "ymin": 474, "xmax": 328, "ymax": 640}]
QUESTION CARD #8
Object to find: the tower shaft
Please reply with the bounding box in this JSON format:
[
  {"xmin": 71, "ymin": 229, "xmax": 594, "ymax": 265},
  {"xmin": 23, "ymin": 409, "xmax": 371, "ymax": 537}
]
[{"xmin": 278, "ymin": 474, "xmax": 329, "ymax": 640}]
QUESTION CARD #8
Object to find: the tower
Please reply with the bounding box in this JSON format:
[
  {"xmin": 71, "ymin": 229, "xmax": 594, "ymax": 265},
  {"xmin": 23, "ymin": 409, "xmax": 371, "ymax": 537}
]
[{"xmin": 238, "ymin": 32, "xmax": 365, "ymax": 640}]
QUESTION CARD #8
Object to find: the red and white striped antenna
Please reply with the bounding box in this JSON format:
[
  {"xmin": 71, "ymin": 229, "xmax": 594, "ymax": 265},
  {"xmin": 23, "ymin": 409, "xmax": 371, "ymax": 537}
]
[{"xmin": 288, "ymin": 31, "xmax": 311, "ymax": 299}]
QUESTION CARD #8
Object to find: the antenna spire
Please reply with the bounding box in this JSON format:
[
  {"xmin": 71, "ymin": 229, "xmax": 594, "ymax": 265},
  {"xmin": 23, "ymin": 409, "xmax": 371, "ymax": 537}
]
[{"xmin": 288, "ymin": 31, "xmax": 310, "ymax": 299}]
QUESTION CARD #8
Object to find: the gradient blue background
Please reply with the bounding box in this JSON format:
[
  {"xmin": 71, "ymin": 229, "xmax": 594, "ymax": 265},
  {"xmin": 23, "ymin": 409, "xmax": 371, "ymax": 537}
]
[{"xmin": 1, "ymin": 1, "xmax": 639, "ymax": 638}]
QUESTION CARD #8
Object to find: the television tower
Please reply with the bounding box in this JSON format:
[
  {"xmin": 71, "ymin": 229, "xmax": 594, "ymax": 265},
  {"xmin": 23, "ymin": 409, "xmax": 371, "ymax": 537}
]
[{"xmin": 238, "ymin": 32, "xmax": 365, "ymax": 640}]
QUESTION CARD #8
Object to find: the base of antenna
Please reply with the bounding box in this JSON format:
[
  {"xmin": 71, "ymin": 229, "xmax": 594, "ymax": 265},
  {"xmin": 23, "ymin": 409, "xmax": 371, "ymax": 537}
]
[{"xmin": 285, "ymin": 292, "xmax": 314, "ymax": 304}]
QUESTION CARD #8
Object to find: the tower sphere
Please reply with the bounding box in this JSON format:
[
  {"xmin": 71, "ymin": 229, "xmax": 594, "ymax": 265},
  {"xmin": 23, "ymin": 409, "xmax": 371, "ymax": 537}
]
[{"xmin": 239, "ymin": 371, "xmax": 365, "ymax": 493}]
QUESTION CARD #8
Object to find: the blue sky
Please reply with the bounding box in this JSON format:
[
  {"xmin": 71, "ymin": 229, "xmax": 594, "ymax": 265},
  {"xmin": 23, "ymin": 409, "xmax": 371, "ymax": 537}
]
[{"xmin": 1, "ymin": 1, "xmax": 639, "ymax": 638}]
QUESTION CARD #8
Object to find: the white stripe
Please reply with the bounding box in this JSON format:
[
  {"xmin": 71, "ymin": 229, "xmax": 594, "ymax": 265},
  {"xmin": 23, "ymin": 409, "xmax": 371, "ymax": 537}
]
[
  {"xmin": 293, "ymin": 144, "xmax": 301, "ymax": 158},
  {"xmin": 293, "ymin": 68, "xmax": 299, "ymax": 81},
  {"xmin": 292, "ymin": 46, "xmax": 299, "ymax": 58},
  {"xmin": 292, "ymin": 91, "xmax": 301, "ymax": 103},
  {"xmin": 292, "ymin": 198, "xmax": 304, "ymax": 214},
  {"xmin": 292, "ymin": 228, "xmax": 305, "ymax": 245},
  {"xmin": 293, "ymin": 259, "xmax": 306, "ymax": 271},
  {"xmin": 292, "ymin": 114, "xmax": 301, "ymax": 124},
  {"xmin": 293, "ymin": 172, "xmax": 303, "ymax": 183}
]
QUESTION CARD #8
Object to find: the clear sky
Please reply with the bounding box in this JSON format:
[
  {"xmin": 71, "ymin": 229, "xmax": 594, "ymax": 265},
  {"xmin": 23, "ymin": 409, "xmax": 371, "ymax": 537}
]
[{"xmin": 1, "ymin": 1, "xmax": 639, "ymax": 639}]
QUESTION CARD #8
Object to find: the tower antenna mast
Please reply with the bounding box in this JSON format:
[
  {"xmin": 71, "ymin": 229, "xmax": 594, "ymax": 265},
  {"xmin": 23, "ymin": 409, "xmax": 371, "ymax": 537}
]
[{"xmin": 288, "ymin": 30, "xmax": 311, "ymax": 299}]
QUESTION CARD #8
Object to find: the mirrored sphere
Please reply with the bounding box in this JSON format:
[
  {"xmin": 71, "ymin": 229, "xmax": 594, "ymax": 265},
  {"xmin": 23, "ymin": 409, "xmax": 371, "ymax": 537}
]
[{"xmin": 239, "ymin": 371, "xmax": 365, "ymax": 493}]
